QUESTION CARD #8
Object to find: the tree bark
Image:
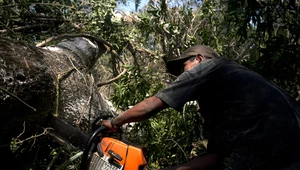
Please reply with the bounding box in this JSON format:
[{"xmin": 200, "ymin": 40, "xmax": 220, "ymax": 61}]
[{"xmin": 0, "ymin": 36, "xmax": 114, "ymax": 164}]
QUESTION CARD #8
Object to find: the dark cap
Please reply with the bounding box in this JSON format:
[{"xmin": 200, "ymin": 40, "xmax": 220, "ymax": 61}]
[{"xmin": 166, "ymin": 45, "xmax": 219, "ymax": 76}]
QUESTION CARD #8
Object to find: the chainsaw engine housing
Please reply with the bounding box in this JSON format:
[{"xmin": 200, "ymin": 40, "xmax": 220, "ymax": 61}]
[{"xmin": 88, "ymin": 137, "xmax": 147, "ymax": 170}]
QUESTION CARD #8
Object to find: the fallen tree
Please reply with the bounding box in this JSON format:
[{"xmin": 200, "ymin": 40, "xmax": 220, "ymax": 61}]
[{"xmin": 0, "ymin": 35, "xmax": 116, "ymax": 168}]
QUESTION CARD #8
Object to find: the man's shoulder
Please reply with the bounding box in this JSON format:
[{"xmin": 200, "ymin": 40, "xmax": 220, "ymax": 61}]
[{"xmin": 189, "ymin": 56, "xmax": 242, "ymax": 76}]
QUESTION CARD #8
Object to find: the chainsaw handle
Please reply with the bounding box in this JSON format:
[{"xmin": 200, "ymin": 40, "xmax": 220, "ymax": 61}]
[{"xmin": 80, "ymin": 126, "xmax": 108, "ymax": 170}]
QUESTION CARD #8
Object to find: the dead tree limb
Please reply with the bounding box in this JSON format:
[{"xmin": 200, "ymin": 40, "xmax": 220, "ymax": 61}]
[
  {"xmin": 296, "ymin": 85, "xmax": 300, "ymax": 101},
  {"xmin": 97, "ymin": 69, "xmax": 127, "ymax": 87},
  {"xmin": 0, "ymin": 24, "xmax": 46, "ymax": 34},
  {"xmin": 36, "ymin": 33, "xmax": 112, "ymax": 50}
]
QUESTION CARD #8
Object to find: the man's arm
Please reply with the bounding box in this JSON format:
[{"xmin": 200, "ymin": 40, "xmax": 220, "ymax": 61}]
[
  {"xmin": 162, "ymin": 153, "xmax": 218, "ymax": 170},
  {"xmin": 102, "ymin": 96, "xmax": 168, "ymax": 128}
]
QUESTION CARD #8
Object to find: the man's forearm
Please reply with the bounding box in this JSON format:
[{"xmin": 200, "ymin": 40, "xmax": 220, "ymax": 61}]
[{"xmin": 113, "ymin": 96, "xmax": 167, "ymax": 126}]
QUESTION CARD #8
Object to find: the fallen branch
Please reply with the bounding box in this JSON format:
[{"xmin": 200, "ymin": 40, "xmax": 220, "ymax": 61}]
[
  {"xmin": 11, "ymin": 123, "xmax": 52, "ymax": 145},
  {"xmin": 48, "ymin": 115, "xmax": 89, "ymax": 149},
  {"xmin": 296, "ymin": 85, "xmax": 300, "ymax": 101},
  {"xmin": 36, "ymin": 33, "xmax": 112, "ymax": 51},
  {"xmin": 165, "ymin": 138, "xmax": 189, "ymax": 162},
  {"xmin": 55, "ymin": 151, "xmax": 83, "ymax": 170},
  {"xmin": 36, "ymin": 33, "xmax": 127, "ymax": 67},
  {"xmin": 0, "ymin": 24, "xmax": 46, "ymax": 33},
  {"xmin": 296, "ymin": 90, "xmax": 300, "ymax": 101},
  {"xmin": 0, "ymin": 2, "xmax": 76, "ymax": 10},
  {"xmin": 0, "ymin": 86, "xmax": 36, "ymax": 112},
  {"xmin": 97, "ymin": 68, "xmax": 127, "ymax": 87}
]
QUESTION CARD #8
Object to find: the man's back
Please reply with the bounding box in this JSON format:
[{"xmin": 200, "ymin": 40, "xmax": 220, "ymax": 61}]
[
  {"xmin": 156, "ymin": 57, "xmax": 300, "ymax": 169},
  {"xmin": 203, "ymin": 58, "xmax": 300, "ymax": 169}
]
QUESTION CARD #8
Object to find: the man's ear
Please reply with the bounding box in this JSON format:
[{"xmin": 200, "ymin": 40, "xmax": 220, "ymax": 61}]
[{"xmin": 196, "ymin": 54, "xmax": 205, "ymax": 62}]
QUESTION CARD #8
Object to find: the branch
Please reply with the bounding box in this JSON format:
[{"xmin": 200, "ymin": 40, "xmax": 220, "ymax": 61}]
[
  {"xmin": 235, "ymin": 40, "xmax": 254, "ymax": 61},
  {"xmin": 296, "ymin": 85, "xmax": 300, "ymax": 101},
  {"xmin": 0, "ymin": 86, "xmax": 36, "ymax": 112},
  {"xmin": 48, "ymin": 115, "xmax": 89, "ymax": 149},
  {"xmin": 296, "ymin": 90, "xmax": 300, "ymax": 101},
  {"xmin": 165, "ymin": 138, "xmax": 189, "ymax": 162},
  {"xmin": 0, "ymin": 24, "xmax": 46, "ymax": 33},
  {"xmin": 126, "ymin": 40, "xmax": 157, "ymax": 61},
  {"xmin": 36, "ymin": 33, "xmax": 128, "ymax": 67},
  {"xmin": 26, "ymin": 17, "xmax": 65, "ymax": 22},
  {"xmin": 55, "ymin": 151, "xmax": 83, "ymax": 170},
  {"xmin": 36, "ymin": 33, "xmax": 112, "ymax": 51},
  {"xmin": 11, "ymin": 124, "xmax": 52, "ymax": 145},
  {"xmin": 0, "ymin": 2, "xmax": 77, "ymax": 9},
  {"xmin": 97, "ymin": 69, "xmax": 127, "ymax": 87},
  {"xmin": 28, "ymin": 2, "xmax": 77, "ymax": 10}
]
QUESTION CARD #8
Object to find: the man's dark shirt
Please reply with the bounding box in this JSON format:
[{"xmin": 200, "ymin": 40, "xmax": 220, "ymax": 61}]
[{"xmin": 155, "ymin": 57, "xmax": 300, "ymax": 170}]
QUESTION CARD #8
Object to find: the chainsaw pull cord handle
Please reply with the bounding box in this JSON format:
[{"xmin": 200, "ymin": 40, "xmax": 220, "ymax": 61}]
[{"xmin": 80, "ymin": 125, "xmax": 107, "ymax": 170}]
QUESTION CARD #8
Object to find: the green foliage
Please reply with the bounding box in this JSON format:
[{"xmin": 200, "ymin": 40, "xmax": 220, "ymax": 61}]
[
  {"xmin": 124, "ymin": 105, "xmax": 207, "ymax": 169},
  {"xmin": 223, "ymin": 0, "xmax": 300, "ymax": 96},
  {"xmin": 10, "ymin": 137, "xmax": 23, "ymax": 153},
  {"xmin": 111, "ymin": 65, "xmax": 164, "ymax": 109},
  {"xmin": 0, "ymin": 0, "xmax": 80, "ymax": 42},
  {"xmin": 137, "ymin": 2, "xmax": 200, "ymax": 60},
  {"xmin": 9, "ymin": 135, "xmax": 81, "ymax": 170}
]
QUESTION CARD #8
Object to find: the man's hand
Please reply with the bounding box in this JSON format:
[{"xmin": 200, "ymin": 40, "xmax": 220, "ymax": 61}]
[
  {"xmin": 100, "ymin": 96, "xmax": 167, "ymax": 131},
  {"xmin": 101, "ymin": 119, "xmax": 120, "ymax": 132},
  {"xmin": 101, "ymin": 119, "xmax": 113, "ymax": 128}
]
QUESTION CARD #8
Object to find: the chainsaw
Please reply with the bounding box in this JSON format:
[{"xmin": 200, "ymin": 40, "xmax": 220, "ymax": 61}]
[{"xmin": 79, "ymin": 120, "xmax": 148, "ymax": 170}]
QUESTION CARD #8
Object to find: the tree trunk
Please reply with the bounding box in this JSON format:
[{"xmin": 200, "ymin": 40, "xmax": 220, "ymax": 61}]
[{"xmin": 0, "ymin": 36, "xmax": 114, "ymax": 166}]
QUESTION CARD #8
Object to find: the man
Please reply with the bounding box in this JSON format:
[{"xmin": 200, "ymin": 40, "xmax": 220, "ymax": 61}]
[{"xmin": 102, "ymin": 45, "xmax": 300, "ymax": 170}]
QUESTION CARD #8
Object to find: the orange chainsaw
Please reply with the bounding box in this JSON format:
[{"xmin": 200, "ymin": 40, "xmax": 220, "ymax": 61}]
[{"xmin": 79, "ymin": 125, "xmax": 148, "ymax": 170}]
